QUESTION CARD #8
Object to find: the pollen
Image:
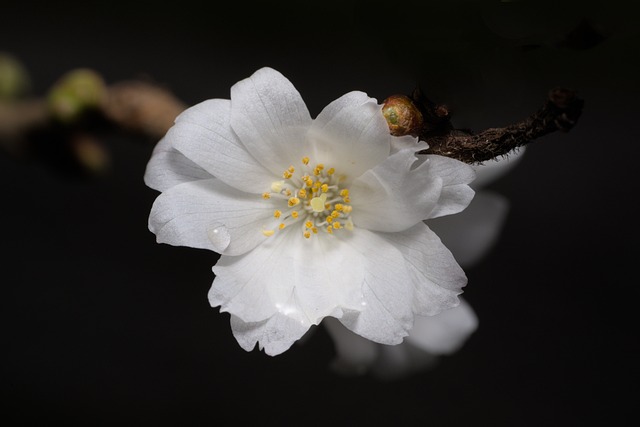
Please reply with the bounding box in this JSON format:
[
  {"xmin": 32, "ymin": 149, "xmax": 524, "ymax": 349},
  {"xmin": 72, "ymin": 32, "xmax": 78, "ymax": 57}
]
[
  {"xmin": 261, "ymin": 156, "xmax": 355, "ymax": 240},
  {"xmin": 288, "ymin": 197, "xmax": 301, "ymax": 207}
]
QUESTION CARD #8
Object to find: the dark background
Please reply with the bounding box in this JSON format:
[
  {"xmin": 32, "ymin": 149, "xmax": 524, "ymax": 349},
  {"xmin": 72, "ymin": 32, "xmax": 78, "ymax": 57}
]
[{"xmin": 1, "ymin": 0, "xmax": 638, "ymax": 425}]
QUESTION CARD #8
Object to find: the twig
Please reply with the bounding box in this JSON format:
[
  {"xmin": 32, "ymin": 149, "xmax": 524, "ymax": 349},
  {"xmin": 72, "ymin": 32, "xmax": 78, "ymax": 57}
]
[{"xmin": 413, "ymin": 88, "xmax": 584, "ymax": 163}]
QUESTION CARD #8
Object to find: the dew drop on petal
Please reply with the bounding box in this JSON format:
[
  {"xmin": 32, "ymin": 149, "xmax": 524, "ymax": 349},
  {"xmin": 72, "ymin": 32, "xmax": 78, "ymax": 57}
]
[{"xmin": 207, "ymin": 224, "xmax": 231, "ymax": 252}]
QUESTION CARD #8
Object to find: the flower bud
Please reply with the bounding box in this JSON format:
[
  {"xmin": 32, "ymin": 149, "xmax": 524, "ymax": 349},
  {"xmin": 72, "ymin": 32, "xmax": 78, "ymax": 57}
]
[
  {"xmin": 47, "ymin": 68, "xmax": 107, "ymax": 122},
  {"xmin": 0, "ymin": 52, "xmax": 30, "ymax": 101},
  {"xmin": 382, "ymin": 94, "xmax": 424, "ymax": 137}
]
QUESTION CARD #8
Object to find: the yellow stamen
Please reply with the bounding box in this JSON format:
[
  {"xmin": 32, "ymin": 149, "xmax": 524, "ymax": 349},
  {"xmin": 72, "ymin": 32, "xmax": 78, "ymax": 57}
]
[
  {"xmin": 311, "ymin": 227, "xmax": 318, "ymax": 234},
  {"xmin": 291, "ymin": 211, "xmax": 299, "ymax": 219},
  {"xmin": 283, "ymin": 170, "xmax": 293, "ymax": 179},
  {"xmin": 342, "ymin": 205, "xmax": 353, "ymax": 213},
  {"xmin": 298, "ymin": 189, "xmax": 307, "ymax": 198},
  {"xmin": 326, "ymin": 216, "xmax": 333, "ymax": 223},
  {"xmin": 288, "ymin": 197, "xmax": 300, "ymax": 207},
  {"xmin": 288, "ymin": 165, "xmax": 295, "ymax": 173},
  {"xmin": 340, "ymin": 189, "xmax": 349, "ymax": 198},
  {"xmin": 333, "ymin": 222, "xmax": 342, "ymax": 229},
  {"xmin": 305, "ymin": 221, "xmax": 313, "ymax": 229},
  {"xmin": 279, "ymin": 223, "xmax": 286, "ymax": 230},
  {"xmin": 327, "ymin": 168, "xmax": 335, "ymax": 175},
  {"xmin": 262, "ymin": 192, "xmax": 271, "ymax": 200},
  {"xmin": 304, "ymin": 231, "xmax": 311, "ymax": 239},
  {"xmin": 302, "ymin": 157, "xmax": 310, "ymax": 165},
  {"xmin": 262, "ymin": 229, "xmax": 275, "ymax": 237},
  {"xmin": 321, "ymin": 183, "xmax": 329, "ymax": 193},
  {"xmin": 326, "ymin": 226, "xmax": 333, "ymax": 234},
  {"xmin": 274, "ymin": 210, "xmax": 282, "ymax": 218},
  {"xmin": 343, "ymin": 196, "xmax": 351, "ymax": 203},
  {"xmin": 335, "ymin": 203, "xmax": 344, "ymax": 211}
]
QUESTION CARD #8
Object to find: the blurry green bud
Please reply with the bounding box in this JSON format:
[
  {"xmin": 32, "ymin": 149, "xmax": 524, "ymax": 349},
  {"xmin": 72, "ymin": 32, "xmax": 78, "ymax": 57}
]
[
  {"xmin": 48, "ymin": 68, "xmax": 107, "ymax": 122},
  {"xmin": 0, "ymin": 53, "xmax": 31, "ymax": 100},
  {"xmin": 382, "ymin": 94, "xmax": 424, "ymax": 137}
]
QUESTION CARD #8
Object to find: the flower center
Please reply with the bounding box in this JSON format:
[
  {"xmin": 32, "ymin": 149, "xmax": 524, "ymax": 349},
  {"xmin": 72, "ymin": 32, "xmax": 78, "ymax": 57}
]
[{"xmin": 261, "ymin": 156, "xmax": 354, "ymax": 239}]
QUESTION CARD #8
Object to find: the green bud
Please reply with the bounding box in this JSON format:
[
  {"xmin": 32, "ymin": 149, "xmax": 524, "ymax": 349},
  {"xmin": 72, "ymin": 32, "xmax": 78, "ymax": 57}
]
[
  {"xmin": 0, "ymin": 52, "xmax": 31, "ymax": 101},
  {"xmin": 47, "ymin": 68, "xmax": 107, "ymax": 122}
]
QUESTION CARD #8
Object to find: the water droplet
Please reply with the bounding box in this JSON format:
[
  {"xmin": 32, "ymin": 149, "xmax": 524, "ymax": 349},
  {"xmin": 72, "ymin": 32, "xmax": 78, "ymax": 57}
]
[{"xmin": 207, "ymin": 224, "xmax": 230, "ymax": 252}]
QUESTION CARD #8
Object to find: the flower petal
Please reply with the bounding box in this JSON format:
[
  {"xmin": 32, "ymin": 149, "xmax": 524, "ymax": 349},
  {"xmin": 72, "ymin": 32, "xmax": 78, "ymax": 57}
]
[
  {"xmin": 336, "ymin": 229, "xmax": 416, "ymax": 345},
  {"xmin": 351, "ymin": 149, "xmax": 471, "ymax": 232},
  {"xmin": 378, "ymin": 222, "xmax": 466, "ymax": 316},
  {"xmin": 428, "ymin": 191, "xmax": 509, "ymax": 269},
  {"xmin": 308, "ymin": 91, "xmax": 391, "ymax": 181},
  {"xmin": 210, "ymin": 228, "xmax": 365, "ymax": 325},
  {"xmin": 405, "ymin": 298, "xmax": 478, "ymax": 354},
  {"xmin": 168, "ymin": 99, "xmax": 277, "ymax": 193},
  {"xmin": 144, "ymin": 134, "xmax": 212, "ymax": 192},
  {"xmin": 230, "ymin": 67, "xmax": 312, "ymax": 174},
  {"xmin": 229, "ymin": 313, "xmax": 310, "ymax": 356},
  {"xmin": 421, "ymin": 155, "xmax": 476, "ymax": 219},
  {"xmin": 148, "ymin": 178, "xmax": 277, "ymax": 255}
]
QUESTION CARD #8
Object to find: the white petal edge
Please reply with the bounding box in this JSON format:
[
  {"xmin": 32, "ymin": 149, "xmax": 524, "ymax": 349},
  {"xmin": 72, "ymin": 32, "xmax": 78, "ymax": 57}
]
[
  {"xmin": 169, "ymin": 99, "xmax": 277, "ymax": 194},
  {"xmin": 378, "ymin": 222, "xmax": 467, "ymax": 316},
  {"xmin": 308, "ymin": 91, "xmax": 392, "ymax": 181},
  {"xmin": 149, "ymin": 178, "xmax": 278, "ymax": 256},
  {"xmin": 229, "ymin": 313, "xmax": 311, "ymax": 356},
  {"xmin": 230, "ymin": 67, "xmax": 312, "ymax": 175},
  {"xmin": 144, "ymin": 134, "xmax": 212, "ymax": 192},
  {"xmin": 351, "ymin": 149, "xmax": 474, "ymax": 232},
  {"xmin": 336, "ymin": 228, "xmax": 418, "ymax": 345},
  {"xmin": 210, "ymin": 227, "xmax": 365, "ymax": 325}
]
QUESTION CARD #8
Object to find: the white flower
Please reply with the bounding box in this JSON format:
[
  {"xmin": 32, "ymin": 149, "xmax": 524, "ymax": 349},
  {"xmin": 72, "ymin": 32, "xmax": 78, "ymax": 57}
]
[
  {"xmin": 144, "ymin": 67, "xmax": 476, "ymax": 356},
  {"xmin": 324, "ymin": 150, "xmax": 525, "ymax": 378}
]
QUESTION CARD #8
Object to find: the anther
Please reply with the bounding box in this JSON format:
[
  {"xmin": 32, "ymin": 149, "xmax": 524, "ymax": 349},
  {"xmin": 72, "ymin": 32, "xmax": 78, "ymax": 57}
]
[{"xmin": 288, "ymin": 197, "xmax": 300, "ymax": 207}]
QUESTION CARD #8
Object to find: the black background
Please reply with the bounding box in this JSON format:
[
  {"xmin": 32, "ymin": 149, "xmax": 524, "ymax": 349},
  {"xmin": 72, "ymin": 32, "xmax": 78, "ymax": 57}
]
[{"xmin": 1, "ymin": 1, "xmax": 638, "ymax": 425}]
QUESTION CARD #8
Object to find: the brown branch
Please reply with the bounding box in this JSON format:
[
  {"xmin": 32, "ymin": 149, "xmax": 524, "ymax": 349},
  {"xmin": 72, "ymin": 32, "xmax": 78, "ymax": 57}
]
[{"xmin": 415, "ymin": 88, "xmax": 584, "ymax": 164}]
